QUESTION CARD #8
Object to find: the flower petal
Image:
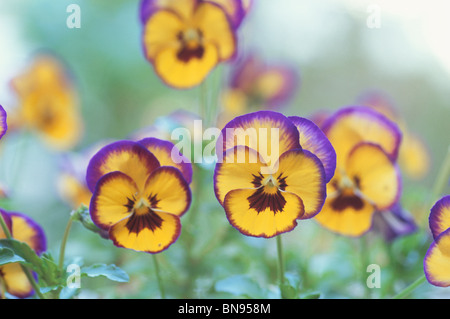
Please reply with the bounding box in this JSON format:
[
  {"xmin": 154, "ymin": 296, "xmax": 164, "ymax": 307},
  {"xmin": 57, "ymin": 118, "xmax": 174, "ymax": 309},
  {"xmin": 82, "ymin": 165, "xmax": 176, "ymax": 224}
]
[
  {"xmin": 0, "ymin": 105, "xmax": 7, "ymax": 140},
  {"xmin": 224, "ymin": 188, "xmax": 304, "ymax": 238},
  {"xmin": 138, "ymin": 137, "xmax": 192, "ymax": 184},
  {"xmin": 109, "ymin": 211, "xmax": 181, "ymax": 254},
  {"xmin": 0, "ymin": 263, "xmax": 34, "ymax": 298},
  {"xmin": 315, "ymin": 191, "xmax": 375, "ymax": 237},
  {"xmin": 218, "ymin": 111, "xmax": 301, "ymax": 165},
  {"xmin": 140, "ymin": 0, "xmax": 197, "ymax": 23},
  {"xmin": 345, "ymin": 143, "xmax": 401, "ymax": 211},
  {"xmin": 276, "ymin": 149, "xmax": 326, "ymax": 219},
  {"xmin": 289, "ymin": 116, "xmax": 336, "ymax": 183},
  {"xmin": 90, "ymin": 171, "xmax": 139, "ymax": 230},
  {"xmin": 9, "ymin": 212, "xmax": 47, "ymax": 255},
  {"xmin": 429, "ymin": 195, "xmax": 450, "ymax": 240},
  {"xmin": 86, "ymin": 140, "xmax": 160, "ymax": 192},
  {"xmin": 143, "ymin": 166, "xmax": 192, "ymax": 217},
  {"xmin": 207, "ymin": 0, "xmax": 245, "ymax": 28},
  {"xmin": 424, "ymin": 228, "xmax": 450, "ymax": 287},
  {"xmin": 153, "ymin": 41, "xmax": 219, "ymax": 89},
  {"xmin": 322, "ymin": 106, "xmax": 402, "ymax": 167},
  {"xmin": 194, "ymin": 1, "xmax": 237, "ymax": 61},
  {"xmin": 214, "ymin": 145, "xmax": 267, "ymax": 206}
]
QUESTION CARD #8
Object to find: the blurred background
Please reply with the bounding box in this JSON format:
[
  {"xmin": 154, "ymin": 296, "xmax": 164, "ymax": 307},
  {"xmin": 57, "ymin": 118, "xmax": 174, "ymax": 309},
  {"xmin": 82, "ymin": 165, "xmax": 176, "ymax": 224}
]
[{"xmin": 0, "ymin": 0, "xmax": 449, "ymax": 298}]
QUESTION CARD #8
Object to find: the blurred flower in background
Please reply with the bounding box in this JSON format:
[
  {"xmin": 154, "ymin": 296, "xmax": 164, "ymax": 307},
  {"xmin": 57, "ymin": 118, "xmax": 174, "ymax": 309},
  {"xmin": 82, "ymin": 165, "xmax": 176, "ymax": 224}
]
[
  {"xmin": 357, "ymin": 91, "xmax": 431, "ymax": 180},
  {"xmin": 140, "ymin": 0, "xmax": 246, "ymax": 89},
  {"xmin": 0, "ymin": 209, "xmax": 46, "ymax": 298},
  {"xmin": 218, "ymin": 54, "xmax": 299, "ymax": 128},
  {"xmin": 315, "ymin": 106, "xmax": 403, "ymax": 237},
  {"xmin": 9, "ymin": 54, "xmax": 83, "ymax": 151}
]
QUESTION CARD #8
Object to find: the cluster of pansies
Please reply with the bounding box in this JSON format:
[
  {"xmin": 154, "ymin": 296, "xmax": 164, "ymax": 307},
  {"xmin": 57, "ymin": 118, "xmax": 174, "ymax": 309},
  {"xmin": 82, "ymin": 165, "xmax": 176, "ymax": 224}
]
[
  {"xmin": 86, "ymin": 138, "xmax": 192, "ymax": 253},
  {"xmin": 424, "ymin": 195, "xmax": 450, "ymax": 287},
  {"xmin": 213, "ymin": 111, "xmax": 335, "ymax": 238}
]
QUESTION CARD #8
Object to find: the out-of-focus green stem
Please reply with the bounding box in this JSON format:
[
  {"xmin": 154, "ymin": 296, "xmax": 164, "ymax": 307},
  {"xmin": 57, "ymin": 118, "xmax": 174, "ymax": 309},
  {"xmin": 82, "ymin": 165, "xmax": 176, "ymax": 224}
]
[
  {"xmin": 152, "ymin": 254, "xmax": 165, "ymax": 299},
  {"xmin": 431, "ymin": 145, "xmax": 450, "ymax": 201},
  {"xmin": 393, "ymin": 274, "xmax": 427, "ymax": 299},
  {"xmin": 58, "ymin": 217, "xmax": 74, "ymax": 270},
  {"xmin": 276, "ymin": 235, "xmax": 286, "ymax": 297}
]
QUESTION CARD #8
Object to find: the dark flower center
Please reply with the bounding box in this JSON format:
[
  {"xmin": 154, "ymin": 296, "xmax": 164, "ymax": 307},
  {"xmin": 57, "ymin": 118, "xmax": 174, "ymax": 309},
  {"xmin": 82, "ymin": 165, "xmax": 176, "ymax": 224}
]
[
  {"xmin": 176, "ymin": 29, "xmax": 204, "ymax": 62},
  {"xmin": 123, "ymin": 194, "xmax": 162, "ymax": 233},
  {"xmin": 247, "ymin": 172, "xmax": 288, "ymax": 214}
]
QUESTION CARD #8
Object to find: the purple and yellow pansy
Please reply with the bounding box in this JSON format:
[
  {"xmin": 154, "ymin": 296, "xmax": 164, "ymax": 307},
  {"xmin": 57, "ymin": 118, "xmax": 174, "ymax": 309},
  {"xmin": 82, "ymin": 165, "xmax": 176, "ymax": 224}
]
[
  {"xmin": 314, "ymin": 106, "xmax": 403, "ymax": 237},
  {"xmin": 0, "ymin": 210, "xmax": 46, "ymax": 298},
  {"xmin": 86, "ymin": 139, "xmax": 192, "ymax": 253},
  {"xmin": 9, "ymin": 54, "xmax": 83, "ymax": 151},
  {"xmin": 357, "ymin": 91, "xmax": 431, "ymax": 180},
  {"xmin": 140, "ymin": 0, "xmax": 242, "ymax": 89},
  {"xmin": 424, "ymin": 195, "xmax": 450, "ymax": 287},
  {"xmin": 214, "ymin": 111, "xmax": 331, "ymax": 238}
]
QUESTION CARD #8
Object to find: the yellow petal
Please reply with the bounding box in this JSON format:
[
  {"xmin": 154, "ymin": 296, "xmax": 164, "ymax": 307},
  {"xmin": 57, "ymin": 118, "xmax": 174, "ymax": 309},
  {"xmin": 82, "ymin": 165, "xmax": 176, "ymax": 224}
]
[
  {"xmin": 424, "ymin": 229, "xmax": 450, "ymax": 287},
  {"xmin": 0, "ymin": 263, "xmax": 33, "ymax": 298},
  {"xmin": 224, "ymin": 188, "xmax": 304, "ymax": 238}
]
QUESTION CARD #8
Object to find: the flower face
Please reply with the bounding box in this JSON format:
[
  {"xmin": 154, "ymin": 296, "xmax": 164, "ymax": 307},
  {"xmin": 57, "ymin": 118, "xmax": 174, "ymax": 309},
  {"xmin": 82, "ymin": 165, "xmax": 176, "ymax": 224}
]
[
  {"xmin": 10, "ymin": 55, "xmax": 83, "ymax": 150},
  {"xmin": 0, "ymin": 210, "xmax": 46, "ymax": 298},
  {"xmin": 214, "ymin": 111, "xmax": 327, "ymax": 238},
  {"xmin": 0, "ymin": 105, "xmax": 7, "ymax": 140},
  {"xmin": 141, "ymin": 0, "xmax": 238, "ymax": 89},
  {"xmin": 424, "ymin": 195, "xmax": 450, "ymax": 287},
  {"xmin": 314, "ymin": 107, "xmax": 402, "ymax": 237},
  {"xmin": 87, "ymin": 140, "xmax": 192, "ymax": 253}
]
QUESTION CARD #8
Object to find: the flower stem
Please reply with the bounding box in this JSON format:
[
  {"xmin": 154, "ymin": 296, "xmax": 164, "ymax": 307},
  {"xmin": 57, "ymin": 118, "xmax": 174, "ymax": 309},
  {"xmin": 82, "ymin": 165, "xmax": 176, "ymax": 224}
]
[
  {"xmin": 152, "ymin": 254, "xmax": 165, "ymax": 299},
  {"xmin": 58, "ymin": 217, "xmax": 74, "ymax": 270},
  {"xmin": 0, "ymin": 212, "xmax": 45, "ymax": 299},
  {"xmin": 276, "ymin": 235, "xmax": 286, "ymax": 296},
  {"xmin": 392, "ymin": 274, "xmax": 427, "ymax": 299},
  {"xmin": 431, "ymin": 144, "xmax": 450, "ymax": 201}
]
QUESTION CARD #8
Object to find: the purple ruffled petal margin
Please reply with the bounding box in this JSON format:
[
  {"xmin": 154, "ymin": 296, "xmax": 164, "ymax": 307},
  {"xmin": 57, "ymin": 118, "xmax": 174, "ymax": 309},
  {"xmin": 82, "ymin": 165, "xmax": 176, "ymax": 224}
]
[
  {"xmin": 216, "ymin": 110, "xmax": 301, "ymax": 158},
  {"xmin": 85, "ymin": 140, "xmax": 160, "ymax": 192},
  {"xmin": 137, "ymin": 137, "xmax": 193, "ymax": 184},
  {"xmin": 0, "ymin": 105, "xmax": 7, "ymax": 140},
  {"xmin": 424, "ymin": 227, "xmax": 450, "ymax": 287},
  {"xmin": 321, "ymin": 106, "xmax": 402, "ymax": 161},
  {"xmin": 288, "ymin": 116, "xmax": 336, "ymax": 183},
  {"xmin": 9, "ymin": 212, "xmax": 47, "ymax": 256},
  {"xmin": 429, "ymin": 195, "xmax": 450, "ymax": 240}
]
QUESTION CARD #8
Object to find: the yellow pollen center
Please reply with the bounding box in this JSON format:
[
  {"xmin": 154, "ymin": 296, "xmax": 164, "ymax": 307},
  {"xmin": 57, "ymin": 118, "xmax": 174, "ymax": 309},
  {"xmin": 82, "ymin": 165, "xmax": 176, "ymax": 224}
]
[{"xmin": 133, "ymin": 197, "xmax": 151, "ymax": 216}]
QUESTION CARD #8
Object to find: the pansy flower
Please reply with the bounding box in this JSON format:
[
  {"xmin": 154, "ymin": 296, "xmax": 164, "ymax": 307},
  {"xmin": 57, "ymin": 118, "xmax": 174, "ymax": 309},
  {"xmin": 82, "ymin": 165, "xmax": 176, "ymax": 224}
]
[
  {"xmin": 87, "ymin": 140, "xmax": 192, "ymax": 253},
  {"xmin": 0, "ymin": 210, "xmax": 46, "ymax": 298},
  {"xmin": 218, "ymin": 55, "xmax": 299, "ymax": 127},
  {"xmin": 424, "ymin": 195, "xmax": 450, "ymax": 287},
  {"xmin": 140, "ymin": 0, "xmax": 239, "ymax": 89},
  {"xmin": 214, "ymin": 111, "xmax": 327, "ymax": 237},
  {"xmin": 314, "ymin": 106, "xmax": 402, "ymax": 237},
  {"xmin": 10, "ymin": 54, "xmax": 83, "ymax": 150},
  {"xmin": 357, "ymin": 91, "xmax": 431, "ymax": 180}
]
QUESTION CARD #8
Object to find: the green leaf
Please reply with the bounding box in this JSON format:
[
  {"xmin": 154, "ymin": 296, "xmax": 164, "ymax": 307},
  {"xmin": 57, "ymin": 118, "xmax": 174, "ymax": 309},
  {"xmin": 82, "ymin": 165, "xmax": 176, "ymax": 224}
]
[
  {"xmin": 215, "ymin": 274, "xmax": 265, "ymax": 299},
  {"xmin": 301, "ymin": 292, "xmax": 321, "ymax": 299},
  {"xmin": 0, "ymin": 247, "xmax": 25, "ymax": 265},
  {"xmin": 0, "ymin": 238, "xmax": 62, "ymax": 287},
  {"xmin": 81, "ymin": 264, "xmax": 129, "ymax": 282}
]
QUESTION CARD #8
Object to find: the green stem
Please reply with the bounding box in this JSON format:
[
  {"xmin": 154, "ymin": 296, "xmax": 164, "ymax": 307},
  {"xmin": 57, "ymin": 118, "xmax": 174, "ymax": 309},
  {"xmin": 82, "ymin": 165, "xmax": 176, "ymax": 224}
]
[
  {"xmin": 276, "ymin": 235, "xmax": 286, "ymax": 296},
  {"xmin": 0, "ymin": 212, "xmax": 45, "ymax": 299},
  {"xmin": 392, "ymin": 274, "xmax": 427, "ymax": 299},
  {"xmin": 58, "ymin": 217, "xmax": 74, "ymax": 270},
  {"xmin": 152, "ymin": 254, "xmax": 165, "ymax": 299},
  {"xmin": 431, "ymin": 145, "xmax": 450, "ymax": 201}
]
